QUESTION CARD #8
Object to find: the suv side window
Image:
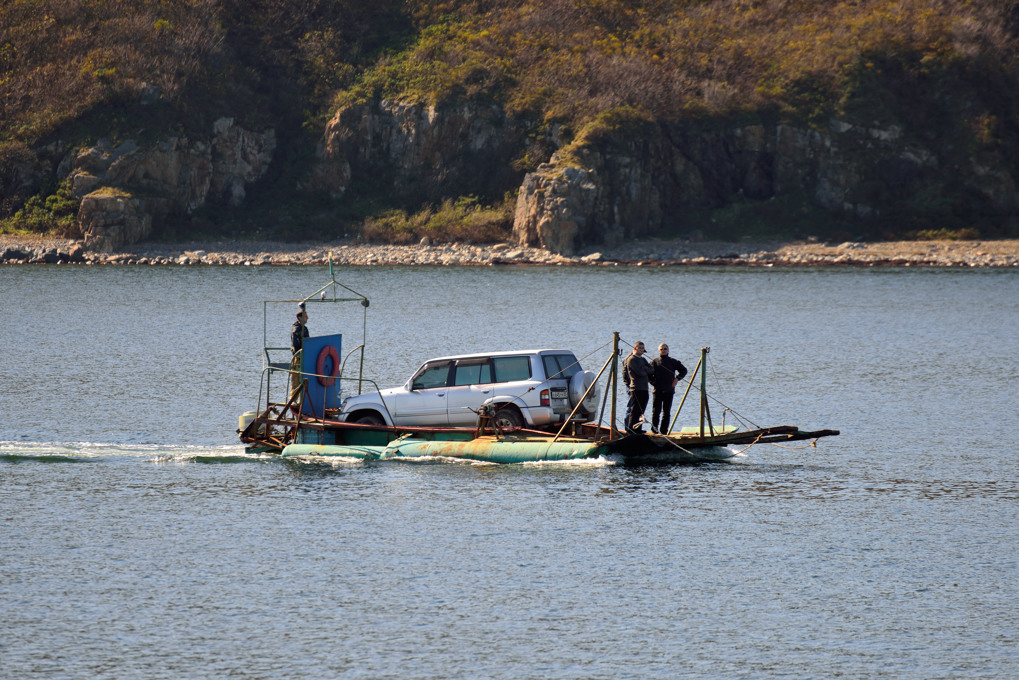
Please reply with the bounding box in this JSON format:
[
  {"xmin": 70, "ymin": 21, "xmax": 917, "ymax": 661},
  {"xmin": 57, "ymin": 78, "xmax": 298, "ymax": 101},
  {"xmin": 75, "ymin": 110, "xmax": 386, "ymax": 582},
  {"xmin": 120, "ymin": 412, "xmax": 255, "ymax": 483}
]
[
  {"xmin": 492, "ymin": 356, "xmax": 531, "ymax": 383},
  {"xmin": 412, "ymin": 361, "xmax": 451, "ymax": 390},
  {"xmin": 453, "ymin": 360, "xmax": 493, "ymax": 386},
  {"xmin": 543, "ymin": 353, "xmax": 581, "ymax": 381}
]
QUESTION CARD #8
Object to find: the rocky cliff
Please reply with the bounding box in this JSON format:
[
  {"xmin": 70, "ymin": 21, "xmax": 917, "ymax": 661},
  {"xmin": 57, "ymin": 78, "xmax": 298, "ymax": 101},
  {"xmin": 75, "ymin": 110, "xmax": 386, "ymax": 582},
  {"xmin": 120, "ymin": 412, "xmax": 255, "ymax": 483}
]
[
  {"xmin": 30, "ymin": 101, "xmax": 1018, "ymax": 254},
  {"xmin": 512, "ymin": 118, "xmax": 1019, "ymax": 255},
  {"xmin": 310, "ymin": 99, "xmax": 529, "ymax": 205},
  {"xmin": 66, "ymin": 118, "xmax": 275, "ymax": 252},
  {"xmin": 307, "ymin": 97, "xmax": 1017, "ymax": 255}
]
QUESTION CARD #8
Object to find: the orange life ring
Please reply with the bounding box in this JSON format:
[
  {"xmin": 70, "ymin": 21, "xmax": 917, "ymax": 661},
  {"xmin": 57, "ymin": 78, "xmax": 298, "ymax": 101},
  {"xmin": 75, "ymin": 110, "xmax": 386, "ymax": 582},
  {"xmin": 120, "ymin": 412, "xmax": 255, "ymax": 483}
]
[{"xmin": 316, "ymin": 345, "xmax": 340, "ymax": 386}]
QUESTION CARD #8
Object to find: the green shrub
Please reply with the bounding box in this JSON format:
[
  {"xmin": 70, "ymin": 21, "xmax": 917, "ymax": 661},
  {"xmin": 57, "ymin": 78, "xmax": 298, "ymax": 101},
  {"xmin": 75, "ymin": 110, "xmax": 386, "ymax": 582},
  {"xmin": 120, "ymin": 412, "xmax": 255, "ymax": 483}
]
[
  {"xmin": 360, "ymin": 196, "xmax": 512, "ymax": 244},
  {"xmin": 905, "ymin": 227, "xmax": 981, "ymax": 241},
  {"xmin": 1, "ymin": 181, "xmax": 80, "ymax": 237}
]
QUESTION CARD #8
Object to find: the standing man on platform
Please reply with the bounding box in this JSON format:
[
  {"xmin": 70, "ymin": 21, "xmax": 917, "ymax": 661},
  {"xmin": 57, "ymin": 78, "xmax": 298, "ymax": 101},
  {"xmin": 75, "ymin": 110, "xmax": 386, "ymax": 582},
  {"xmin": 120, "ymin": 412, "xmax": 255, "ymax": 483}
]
[
  {"xmin": 650, "ymin": 343, "xmax": 687, "ymax": 434},
  {"xmin": 291, "ymin": 303, "xmax": 309, "ymax": 356},
  {"xmin": 623, "ymin": 341, "xmax": 654, "ymax": 433},
  {"xmin": 290, "ymin": 303, "xmax": 309, "ymax": 393}
]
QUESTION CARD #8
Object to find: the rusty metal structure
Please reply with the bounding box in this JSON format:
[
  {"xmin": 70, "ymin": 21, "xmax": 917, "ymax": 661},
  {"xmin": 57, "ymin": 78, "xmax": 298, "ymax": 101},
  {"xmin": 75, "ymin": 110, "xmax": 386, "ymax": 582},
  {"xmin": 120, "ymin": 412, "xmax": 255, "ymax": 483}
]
[{"xmin": 239, "ymin": 259, "xmax": 372, "ymax": 451}]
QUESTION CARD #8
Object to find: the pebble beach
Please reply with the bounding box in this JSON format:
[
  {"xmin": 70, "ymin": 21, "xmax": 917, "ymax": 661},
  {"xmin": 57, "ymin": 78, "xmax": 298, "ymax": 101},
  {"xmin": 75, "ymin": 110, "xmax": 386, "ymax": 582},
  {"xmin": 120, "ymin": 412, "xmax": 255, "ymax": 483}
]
[{"xmin": 3, "ymin": 234, "xmax": 1018, "ymax": 267}]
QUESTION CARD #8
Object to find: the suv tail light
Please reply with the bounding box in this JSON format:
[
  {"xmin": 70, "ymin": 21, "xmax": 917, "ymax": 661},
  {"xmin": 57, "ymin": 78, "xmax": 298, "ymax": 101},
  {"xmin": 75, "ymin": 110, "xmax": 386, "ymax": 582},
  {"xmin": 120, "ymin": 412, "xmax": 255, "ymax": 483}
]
[{"xmin": 540, "ymin": 389, "xmax": 550, "ymax": 407}]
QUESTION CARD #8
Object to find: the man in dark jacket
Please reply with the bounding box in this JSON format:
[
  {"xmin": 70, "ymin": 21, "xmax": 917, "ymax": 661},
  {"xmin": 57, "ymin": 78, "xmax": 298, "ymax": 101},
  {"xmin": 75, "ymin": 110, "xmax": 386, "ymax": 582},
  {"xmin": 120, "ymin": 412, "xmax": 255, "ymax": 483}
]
[
  {"xmin": 650, "ymin": 343, "xmax": 687, "ymax": 434},
  {"xmin": 291, "ymin": 304, "xmax": 309, "ymax": 355},
  {"xmin": 623, "ymin": 341, "xmax": 654, "ymax": 432},
  {"xmin": 290, "ymin": 304, "xmax": 309, "ymax": 393}
]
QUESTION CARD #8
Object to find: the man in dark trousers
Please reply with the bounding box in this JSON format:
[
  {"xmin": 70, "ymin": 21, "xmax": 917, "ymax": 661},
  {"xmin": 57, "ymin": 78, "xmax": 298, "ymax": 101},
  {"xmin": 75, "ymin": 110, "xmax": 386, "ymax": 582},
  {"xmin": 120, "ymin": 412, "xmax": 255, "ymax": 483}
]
[
  {"xmin": 650, "ymin": 343, "xmax": 688, "ymax": 434},
  {"xmin": 623, "ymin": 341, "xmax": 654, "ymax": 433}
]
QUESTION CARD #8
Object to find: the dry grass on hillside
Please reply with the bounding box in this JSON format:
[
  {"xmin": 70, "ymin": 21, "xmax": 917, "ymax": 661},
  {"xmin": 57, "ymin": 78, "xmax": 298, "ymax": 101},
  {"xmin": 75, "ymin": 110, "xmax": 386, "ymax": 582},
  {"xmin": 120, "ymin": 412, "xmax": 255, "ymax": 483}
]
[{"xmin": 354, "ymin": 0, "xmax": 1019, "ymax": 126}]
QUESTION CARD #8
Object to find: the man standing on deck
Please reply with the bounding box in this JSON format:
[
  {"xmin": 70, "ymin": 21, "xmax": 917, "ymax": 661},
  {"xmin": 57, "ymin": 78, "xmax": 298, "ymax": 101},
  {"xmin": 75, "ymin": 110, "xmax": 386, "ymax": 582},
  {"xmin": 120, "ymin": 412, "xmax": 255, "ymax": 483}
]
[
  {"xmin": 650, "ymin": 343, "xmax": 688, "ymax": 434},
  {"xmin": 623, "ymin": 341, "xmax": 654, "ymax": 433},
  {"xmin": 291, "ymin": 303, "xmax": 309, "ymax": 355},
  {"xmin": 290, "ymin": 303, "xmax": 309, "ymax": 393}
]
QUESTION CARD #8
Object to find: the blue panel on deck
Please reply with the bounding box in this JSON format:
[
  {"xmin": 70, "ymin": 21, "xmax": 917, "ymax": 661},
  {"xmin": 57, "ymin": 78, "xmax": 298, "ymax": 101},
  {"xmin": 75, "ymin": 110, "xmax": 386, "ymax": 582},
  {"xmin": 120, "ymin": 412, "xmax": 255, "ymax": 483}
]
[{"xmin": 301, "ymin": 334, "xmax": 342, "ymax": 416}]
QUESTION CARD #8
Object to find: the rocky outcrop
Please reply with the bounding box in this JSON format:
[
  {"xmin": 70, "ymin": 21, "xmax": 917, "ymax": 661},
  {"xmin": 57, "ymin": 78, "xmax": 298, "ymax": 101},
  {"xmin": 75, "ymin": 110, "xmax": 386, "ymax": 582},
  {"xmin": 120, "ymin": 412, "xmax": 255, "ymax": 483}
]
[
  {"xmin": 512, "ymin": 118, "xmax": 1019, "ymax": 254},
  {"xmin": 69, "ymin": 118, "xmax": 275, "ymax": 251},
  {"xmin": 310, "ymin": 99, "xmax": 528, "ymax": 203},
  {"xmin": 514, "ymin": 164, "xmax": 600, "ymax": 255},
  {"xmin": 513, "ymin": 128, "xmax": 675, "ymax": 254},
  {"xmin": 77, "ymin": 190, "xmax": 154, "ymax": 254}
]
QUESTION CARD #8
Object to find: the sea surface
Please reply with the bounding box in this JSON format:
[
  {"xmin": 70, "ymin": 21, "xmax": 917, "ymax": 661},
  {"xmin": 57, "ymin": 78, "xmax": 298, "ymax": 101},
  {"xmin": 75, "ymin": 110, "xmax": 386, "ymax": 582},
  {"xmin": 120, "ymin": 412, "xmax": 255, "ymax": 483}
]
[{"xmin": 1, "ymin": 263, "xmax": 1017, "ymax": 679}]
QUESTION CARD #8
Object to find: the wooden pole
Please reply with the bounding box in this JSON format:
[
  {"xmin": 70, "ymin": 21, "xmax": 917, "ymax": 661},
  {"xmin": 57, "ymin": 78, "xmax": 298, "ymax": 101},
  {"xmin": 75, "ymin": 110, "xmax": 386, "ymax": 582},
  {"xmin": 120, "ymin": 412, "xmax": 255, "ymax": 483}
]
[
  {"xmin": 699, "ymin": 346, "xmax": 709, "ymax": 437},
  {"xmin": 668, "ymin": 356, "xmax": 702, "ymax": 434},
  {"xmin": 610, "ymin": 332, "xmax": 619, "ymax": 440},
  {"xmin": 554, "ymin": 351, "xmax": 615, "ymax": 442}
]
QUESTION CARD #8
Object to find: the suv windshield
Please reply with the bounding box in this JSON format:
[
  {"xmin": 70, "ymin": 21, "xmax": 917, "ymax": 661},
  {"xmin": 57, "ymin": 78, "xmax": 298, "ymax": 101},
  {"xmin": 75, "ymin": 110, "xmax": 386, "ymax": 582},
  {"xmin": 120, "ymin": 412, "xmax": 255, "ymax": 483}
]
[
  {"xmin": 412, "ymin": 361, "xmax": 451, "ymax": 389},
  {"xmin": 543, "ymin": 353, "xmax": 581, "ymax": 381}
]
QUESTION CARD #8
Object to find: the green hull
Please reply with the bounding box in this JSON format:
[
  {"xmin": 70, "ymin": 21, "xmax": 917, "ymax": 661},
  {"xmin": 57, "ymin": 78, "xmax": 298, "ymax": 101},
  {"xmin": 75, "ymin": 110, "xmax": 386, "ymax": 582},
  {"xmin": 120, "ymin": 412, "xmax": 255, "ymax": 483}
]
[
  {"xmin": 263, "ymin": 421, "xmax": 837, "ymax": 465},
  {"xmin": 282, "ymin": 435, "xmax": 611, "ymax": 463}
]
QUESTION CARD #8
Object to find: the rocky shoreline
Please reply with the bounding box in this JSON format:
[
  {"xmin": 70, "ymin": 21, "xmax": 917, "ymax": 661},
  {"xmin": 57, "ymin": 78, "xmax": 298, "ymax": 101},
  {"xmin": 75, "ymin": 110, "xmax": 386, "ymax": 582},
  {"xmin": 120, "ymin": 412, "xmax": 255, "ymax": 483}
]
[{"xmin": 2, "ymin": 234, "xmax": 1018, "ymax": 267}]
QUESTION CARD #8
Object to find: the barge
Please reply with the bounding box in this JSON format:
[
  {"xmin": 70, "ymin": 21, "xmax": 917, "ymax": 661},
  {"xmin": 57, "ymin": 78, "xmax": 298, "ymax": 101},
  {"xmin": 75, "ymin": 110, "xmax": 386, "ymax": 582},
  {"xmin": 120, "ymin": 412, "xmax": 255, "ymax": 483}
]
[{"xmin": 238, "ymin": 264, "xmax": 839, "ymax": 464}]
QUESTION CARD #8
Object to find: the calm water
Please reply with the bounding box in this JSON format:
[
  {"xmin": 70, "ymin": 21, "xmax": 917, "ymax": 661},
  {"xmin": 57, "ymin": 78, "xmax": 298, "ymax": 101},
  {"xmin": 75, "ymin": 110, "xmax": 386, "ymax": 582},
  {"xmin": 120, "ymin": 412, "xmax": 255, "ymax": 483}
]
[{"xmin": 2, "ymin": 263, "xmax": 1017, "ymax": 679}]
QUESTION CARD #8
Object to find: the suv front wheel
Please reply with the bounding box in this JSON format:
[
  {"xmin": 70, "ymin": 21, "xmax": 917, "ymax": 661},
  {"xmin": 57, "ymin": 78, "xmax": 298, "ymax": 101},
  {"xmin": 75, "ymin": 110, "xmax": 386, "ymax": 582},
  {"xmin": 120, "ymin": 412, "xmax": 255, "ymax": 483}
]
[{"xmin": 352, "ymin": 412, "xmax": 385, "ymax": 426}]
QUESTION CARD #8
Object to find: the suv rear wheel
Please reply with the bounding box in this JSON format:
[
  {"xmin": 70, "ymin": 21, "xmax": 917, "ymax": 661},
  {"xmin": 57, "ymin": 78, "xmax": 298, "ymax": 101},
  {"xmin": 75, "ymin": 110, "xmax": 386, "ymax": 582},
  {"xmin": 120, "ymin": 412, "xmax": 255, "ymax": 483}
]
[{"xmin": 493, "ymin": 405, "xmax": 524, "ymax": 429}]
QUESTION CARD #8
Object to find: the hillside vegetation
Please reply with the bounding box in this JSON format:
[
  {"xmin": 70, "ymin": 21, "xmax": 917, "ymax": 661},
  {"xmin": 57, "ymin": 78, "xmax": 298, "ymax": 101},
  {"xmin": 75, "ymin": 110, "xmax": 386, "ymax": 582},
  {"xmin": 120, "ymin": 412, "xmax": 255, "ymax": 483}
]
[{"xmin": 2, "ymin": 0, "xmax": 1018, "ymax": 240}]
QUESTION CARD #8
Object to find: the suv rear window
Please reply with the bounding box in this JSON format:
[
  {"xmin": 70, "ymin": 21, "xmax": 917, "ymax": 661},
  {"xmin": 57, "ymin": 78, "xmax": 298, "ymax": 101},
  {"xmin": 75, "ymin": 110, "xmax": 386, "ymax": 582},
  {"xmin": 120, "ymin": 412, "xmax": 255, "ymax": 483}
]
[
  {"xmin": 543, "ymin": 354, "xmax": 581, "ymax": 381},
  {"xmin": 492, "ymin": 356, "xmax": 531, "ymax": 382},
  {"xmin": 453, "ymin": 360, "xmax": 493, "ymax": 386}
]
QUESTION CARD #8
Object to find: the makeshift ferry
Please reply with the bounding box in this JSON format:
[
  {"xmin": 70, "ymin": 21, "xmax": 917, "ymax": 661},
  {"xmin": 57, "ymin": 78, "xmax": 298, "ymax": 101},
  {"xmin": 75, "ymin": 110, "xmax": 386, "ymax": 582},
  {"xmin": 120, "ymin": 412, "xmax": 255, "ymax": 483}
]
[{"xmin": 238, "ymin": 265, "xmax": 839, "ymax": 464}]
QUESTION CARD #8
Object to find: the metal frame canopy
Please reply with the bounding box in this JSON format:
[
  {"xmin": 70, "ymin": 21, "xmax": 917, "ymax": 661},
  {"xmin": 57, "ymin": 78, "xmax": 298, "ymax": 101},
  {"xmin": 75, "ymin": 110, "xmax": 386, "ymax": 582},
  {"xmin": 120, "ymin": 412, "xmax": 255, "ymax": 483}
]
[{"xmin": 260, "ymin": 260, "xmax": 371, "ymax": 397}]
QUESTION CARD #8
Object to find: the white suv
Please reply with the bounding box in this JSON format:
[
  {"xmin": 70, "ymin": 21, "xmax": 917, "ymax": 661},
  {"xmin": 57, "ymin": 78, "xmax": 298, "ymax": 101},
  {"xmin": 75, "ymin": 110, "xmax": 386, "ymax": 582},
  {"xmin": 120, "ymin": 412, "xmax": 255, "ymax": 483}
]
[{"xmin": 337, "ymin": 349, "xmax": 600, "ymax": 429}]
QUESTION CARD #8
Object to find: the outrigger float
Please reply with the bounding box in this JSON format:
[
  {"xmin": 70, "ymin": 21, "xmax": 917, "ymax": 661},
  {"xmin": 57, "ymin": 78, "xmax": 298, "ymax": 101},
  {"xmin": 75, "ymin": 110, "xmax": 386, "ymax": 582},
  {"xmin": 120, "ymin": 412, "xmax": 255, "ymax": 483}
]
[{"xmin": 238, "ymin": 265, "xmax": 839, "ymax": 464}]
